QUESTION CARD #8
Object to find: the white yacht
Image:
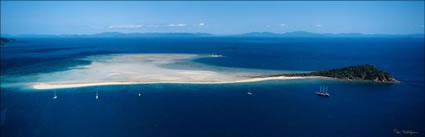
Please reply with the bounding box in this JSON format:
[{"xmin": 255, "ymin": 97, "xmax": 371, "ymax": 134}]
[
  {"xmin": 53, "ymin": 90, "xmax": 57, "ymax": 100},
  {"xmin": 316, "ymin": 86, "xmax": 330, "ymax": 97}
]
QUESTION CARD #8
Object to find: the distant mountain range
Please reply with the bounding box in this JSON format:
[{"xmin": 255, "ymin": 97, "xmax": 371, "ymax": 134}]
[
  {"xmin": 237, "ymin": 31, "xmax": 424, "ymax": 38},
  {"xmin": 6, "ymin": 31, "xmax": 424, "ymax": 38},
  {"xmin": 0, "ymin": 37, "xmax": 16, "ymax": 46}
]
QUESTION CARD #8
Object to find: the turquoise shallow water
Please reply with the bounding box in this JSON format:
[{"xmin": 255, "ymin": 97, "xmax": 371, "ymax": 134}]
[{"xmin": 1, "ymin": 37, "xmax": 424, "ymax": 137}]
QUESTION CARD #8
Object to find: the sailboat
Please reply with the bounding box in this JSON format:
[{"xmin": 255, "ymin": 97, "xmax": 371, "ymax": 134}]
[
  {"xmin": 52, "ymin": 90, "xmax": 57, "ymax": 100},
  {"xmin": 247, "ymin": 92, "xmax": 253, "ymax": 96},
  {"xmin": 96, "ymin": 91, "xmax": 99, "ymax": 100},
  {"xmin": 247, "ymin": 88, "xmax": 253, "ymax": 96},
  {"xmin": 316, "ymin": 86, "xmax": 330, "ymax": 97}
]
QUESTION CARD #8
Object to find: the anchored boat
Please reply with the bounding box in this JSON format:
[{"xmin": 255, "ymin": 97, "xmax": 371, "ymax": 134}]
[
  {"xmin": 316, "ymin": 86, "xmax": 330, "ymax": 97},
  {"xmin": 247, "ymin": 92, "xmax": 253, "ymax": 96},
  {"xmin": 52, "ymin": 90, "xmax": 57, "ymax": 100},
  {"xmin": 96, "ymin": 91, "xmax": 99, "ymax": 100}
]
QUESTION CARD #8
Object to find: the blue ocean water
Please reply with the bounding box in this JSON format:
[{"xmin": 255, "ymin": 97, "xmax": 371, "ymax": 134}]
[{"xmin": 1, "ymin": 37, "xmax": 424, "ymax": 137}]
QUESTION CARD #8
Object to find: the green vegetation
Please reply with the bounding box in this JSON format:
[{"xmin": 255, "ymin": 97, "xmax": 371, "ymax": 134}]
[{"xmin": 265, "ymin": 64, "xmax": 399, "ymax": 83}]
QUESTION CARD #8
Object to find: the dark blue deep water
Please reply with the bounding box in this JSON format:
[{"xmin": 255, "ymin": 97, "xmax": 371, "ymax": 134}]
[{"xmin": 1, "ymin": 37, "xmax": 424, "ymax": 137}]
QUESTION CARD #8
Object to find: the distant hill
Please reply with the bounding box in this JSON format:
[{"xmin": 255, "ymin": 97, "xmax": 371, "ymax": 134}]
[
  {"xmin": 257, "ymin": 64, "xmax": 400, "ymax": 83},
  {"xmin": 0, "ymin": 37, "xmax": 16, "ymax": 46},
  {"xmin": 240, "ymin": 31, "xmax": 320, "ymax": 37},
  {"xmin": 7, "ymin": 31, "xmax": 424, "ymax": 38},
  {"xmin": 237, "ymin": 31, "xmax": 424, "ymax": 38}
]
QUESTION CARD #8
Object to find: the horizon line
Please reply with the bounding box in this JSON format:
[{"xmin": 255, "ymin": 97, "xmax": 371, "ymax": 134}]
[{"xmin": 2, "ymin": 31, "xmax": 425, "ymax": 37}]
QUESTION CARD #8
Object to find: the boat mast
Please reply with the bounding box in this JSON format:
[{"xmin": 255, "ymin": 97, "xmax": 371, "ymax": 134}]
[{"xmin": 325, "ymin": 86, "xmax": 328, "ymax": 94}]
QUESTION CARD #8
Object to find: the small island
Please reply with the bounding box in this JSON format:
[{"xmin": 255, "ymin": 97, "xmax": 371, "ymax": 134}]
[{"xmin": 254, "ymin": 64, "xmax": 400, "ymax": 83}]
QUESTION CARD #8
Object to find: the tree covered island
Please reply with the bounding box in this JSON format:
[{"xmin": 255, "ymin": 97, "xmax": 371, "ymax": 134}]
[{"xmin": 257, "ymin": 64, "xmax": 400, "ymax": 83}]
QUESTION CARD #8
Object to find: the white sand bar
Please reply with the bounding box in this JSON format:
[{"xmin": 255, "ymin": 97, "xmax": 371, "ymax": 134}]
[{"xmin": 32, "ymin": 54, "xmax": 321, "ymax": 89}]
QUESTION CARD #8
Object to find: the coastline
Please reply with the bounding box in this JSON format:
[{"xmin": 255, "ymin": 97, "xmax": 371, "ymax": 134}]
[
  {"xmin": 32, "ymin": 76, "xmax": 326, "ymax": 89},
  {"xmin": 22, "ymin": 54, "xmax": 399, "ymax": 90},
  {"xmin": 32, "ymin": 73, "xmax": 400, "ymax": 90}
]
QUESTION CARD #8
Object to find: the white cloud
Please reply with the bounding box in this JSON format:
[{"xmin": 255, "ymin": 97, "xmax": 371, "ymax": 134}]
[
  {"xmin": 315, "ymin": 24, "xmax": 323, "ymax": 28},
  {"xmin": 199, "ymin": 23, "xmax": 205, "ymax": 26},
  {"xmin": 144, "ymin": 24, "xmax": 161, "ymax": 28},
  {"xmin": 168, "ymin": 24, "xmax": 187, "ymax": 27},
  {"xmin": 280, "ymin": 24, "xmax": 288, "ymax": 28},
  {"xmin": 108, "ymin": 23, "xmax": 192, "ymax": 29},
  {"xmin": 108, "ymin": 25, "xmax": 143, "ymax": 29}
]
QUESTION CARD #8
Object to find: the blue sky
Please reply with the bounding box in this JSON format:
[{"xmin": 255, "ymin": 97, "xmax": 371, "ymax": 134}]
[{"xmin": 1, "ymin": 1, "xmax": 424, "ymax": 35}]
